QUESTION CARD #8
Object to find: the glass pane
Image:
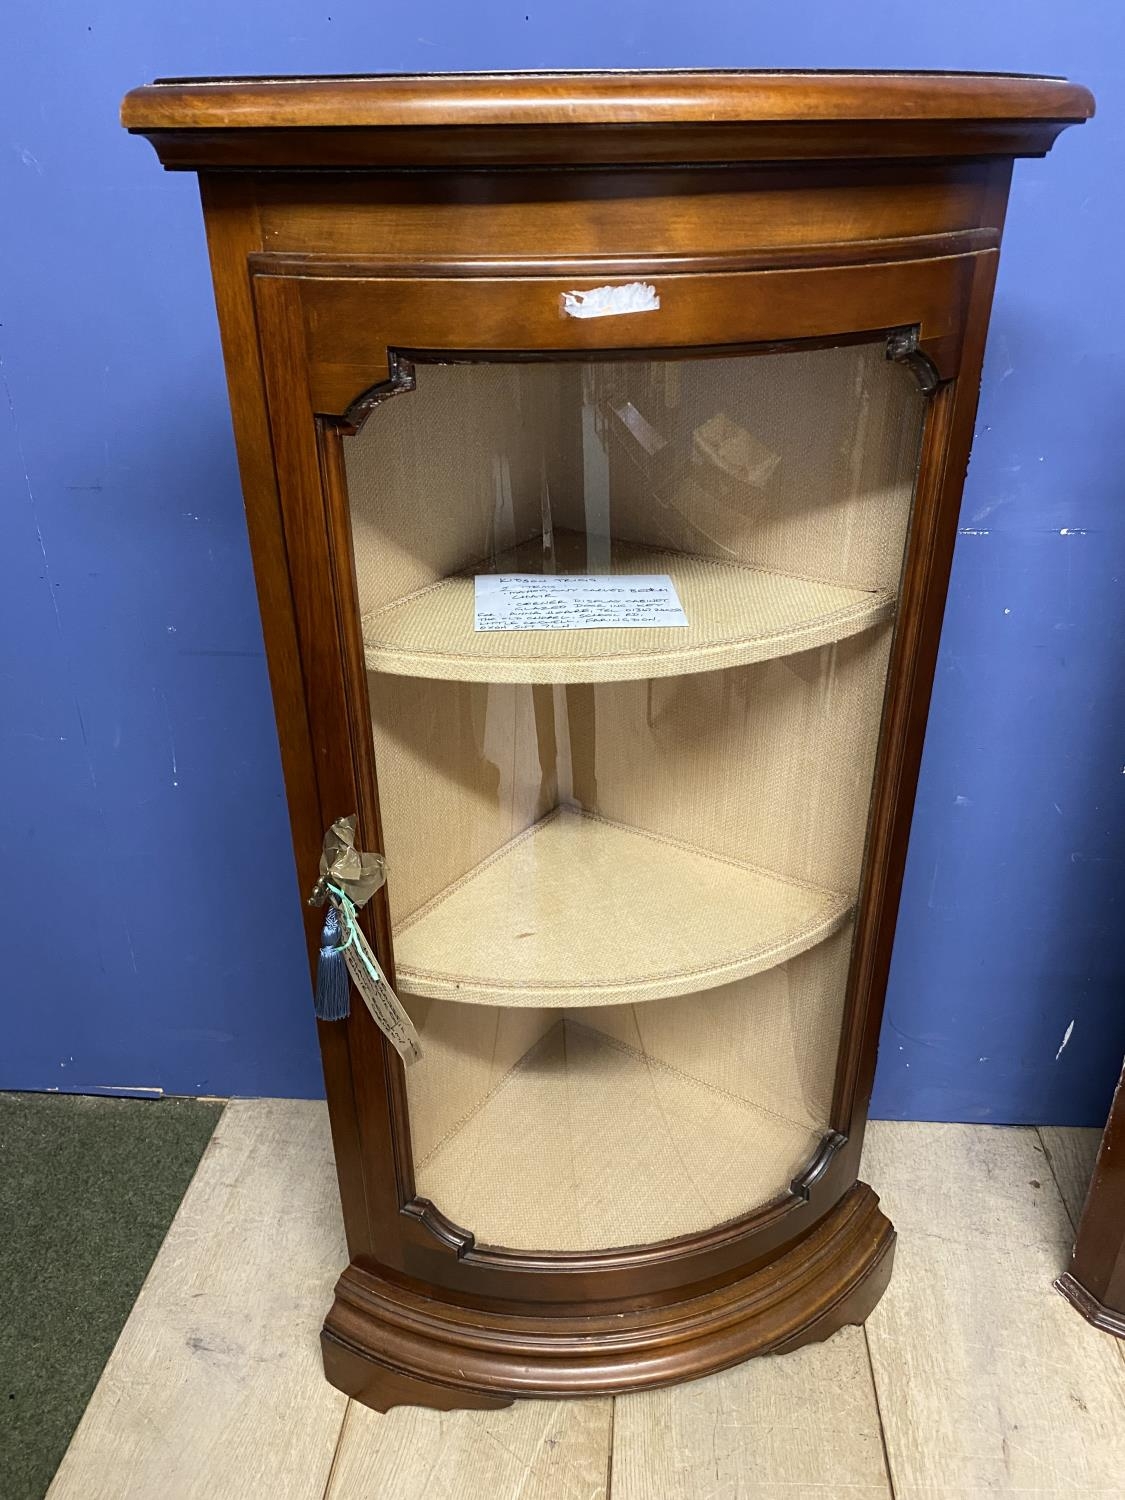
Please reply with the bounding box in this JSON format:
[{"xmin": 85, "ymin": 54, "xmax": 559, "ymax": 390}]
[{"xmin": 343, "ymin": 342, "xmax": 924, "ymax": 1252}]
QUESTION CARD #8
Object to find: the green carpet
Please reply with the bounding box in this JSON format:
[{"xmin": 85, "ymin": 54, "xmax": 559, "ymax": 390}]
[{"xmin": 0, "ymin": 1092, "xmax": 224, "ymax": 1500}]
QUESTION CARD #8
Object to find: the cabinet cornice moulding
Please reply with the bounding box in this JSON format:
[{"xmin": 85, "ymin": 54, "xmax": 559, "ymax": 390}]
[{"xmin": 121, "ymin": 70, "xmax": 1094, "ymax": 171}]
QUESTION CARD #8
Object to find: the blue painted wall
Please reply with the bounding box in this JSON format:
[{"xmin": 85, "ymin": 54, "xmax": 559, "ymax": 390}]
[{"xmin": 2, "ymin": 5, "xmax": 1122, "ymax": 1120}]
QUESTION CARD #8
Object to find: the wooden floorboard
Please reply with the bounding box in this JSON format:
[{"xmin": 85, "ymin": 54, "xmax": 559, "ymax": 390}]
[
  {"xmin": 327, "ymin": 1391, "xmax": 612, "ymax": 1498},
  {"xmin": 45, "ymin": 1107, "xmax": 1125, "ymax": 1498},
  {"xmin": 863, "ymin": 1120, "xmax": 1125, "ymax": 1500},
  {"xmin": 47, "ymin": 1100, "xmax": 348, "ymax": 1500},
  {"xmin": 1039, "ymin": 1124, "xmax": 1102, "ymax": 1229},
  {"xmin": 611, "ymin": 1326, "xmax": 892, "ymax": 1500}
]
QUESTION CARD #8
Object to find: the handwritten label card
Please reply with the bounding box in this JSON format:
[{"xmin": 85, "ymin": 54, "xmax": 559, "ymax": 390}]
[{"xmin": 474, "ymin": 574, "xmax": 689, "ymax": 632}]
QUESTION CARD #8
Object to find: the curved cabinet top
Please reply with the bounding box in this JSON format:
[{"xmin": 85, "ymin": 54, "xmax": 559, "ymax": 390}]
[{"xmin": 121, "ymin": 69, "xmax": 1093, "ymax": 171}]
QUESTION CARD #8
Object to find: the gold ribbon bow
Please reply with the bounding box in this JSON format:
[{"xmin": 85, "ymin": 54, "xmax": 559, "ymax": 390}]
[{"xmin": 308, "ymin": 815, "xmax": 386, "ymax": 910}]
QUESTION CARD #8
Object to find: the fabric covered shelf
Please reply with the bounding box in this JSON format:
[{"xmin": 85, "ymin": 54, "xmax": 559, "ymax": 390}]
[
  {"xmin": 393, "ymin": 807, "xmax": 852, "ymax": 1008},
  {"xmin": 413, "ymin": 1018, "xmax": 822, "ymax": 1251},
  {"xmin": 360, "ymin": 531, "xmax": 895, "ymax": 685}
]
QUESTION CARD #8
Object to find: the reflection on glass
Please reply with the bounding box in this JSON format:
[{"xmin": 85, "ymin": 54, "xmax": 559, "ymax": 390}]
[{"xmin": 343, "ymin": 344, "xmax": 924, "ymax": 1252}]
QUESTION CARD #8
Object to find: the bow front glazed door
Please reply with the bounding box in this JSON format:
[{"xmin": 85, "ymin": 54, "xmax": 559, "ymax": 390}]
[
  {"xmin": 347, "ymin": 338, "xmax": 921, "ymax": 1255},
  {"xmin": 252, "ymin": 250, "xmax": 970, "ymax": 1261}
]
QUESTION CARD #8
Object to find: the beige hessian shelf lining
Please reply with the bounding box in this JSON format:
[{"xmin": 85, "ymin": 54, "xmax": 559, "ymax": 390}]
[
  {"xmin": 361, "ymin": 532, "xmax": 896, "ymax": 685},
  {"xmin": 414, "ymin": 1019, "xmax": 821, "ymax": 1251},
  {"xmin": 394, "ymin": 808, "xmax": 852, "ymax": 1008}
]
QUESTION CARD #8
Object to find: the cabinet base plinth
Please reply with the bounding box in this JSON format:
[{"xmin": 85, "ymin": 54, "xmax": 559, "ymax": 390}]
[{"xmin": 321, "ymin": 1182, "xmax": 894, "ymax": 1414}]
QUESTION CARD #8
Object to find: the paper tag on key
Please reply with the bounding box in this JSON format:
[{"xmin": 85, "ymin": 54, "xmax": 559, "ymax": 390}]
[{"xmin": 340, "ymin": 914, "xmax": 423, "ymax": 1066}]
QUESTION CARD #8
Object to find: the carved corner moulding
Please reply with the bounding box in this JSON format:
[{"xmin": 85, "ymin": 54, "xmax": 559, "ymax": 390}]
[
  {"xmin": 886, "ymin": 327, "xmax": 943, "ymax": 395},
  {"xmin": 343, "ymin": 354, "xmax": 418, "ymax": 432}
]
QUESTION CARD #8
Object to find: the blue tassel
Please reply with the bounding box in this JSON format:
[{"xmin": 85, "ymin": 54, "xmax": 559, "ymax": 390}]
[{"xmin": 314, "ymin": 903, "xmax": 351, "ymax": 1021}]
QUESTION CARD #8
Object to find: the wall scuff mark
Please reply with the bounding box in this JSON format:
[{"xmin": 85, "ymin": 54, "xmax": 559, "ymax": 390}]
[{"xmin": 1055, "ymin": 1020, "xmax": 1076, "ymax": 1062}]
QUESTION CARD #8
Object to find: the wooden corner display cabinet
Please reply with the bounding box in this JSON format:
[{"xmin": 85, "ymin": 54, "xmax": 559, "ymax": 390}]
[{"xmin": 122, "ymin": 70, "xmax": 1092, "ymax": 1412}]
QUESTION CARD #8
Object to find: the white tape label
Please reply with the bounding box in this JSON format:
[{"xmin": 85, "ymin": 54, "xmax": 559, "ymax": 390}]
[{"xmin": 561, "ymin": 282, "xmax": 660, "ymax": 319}]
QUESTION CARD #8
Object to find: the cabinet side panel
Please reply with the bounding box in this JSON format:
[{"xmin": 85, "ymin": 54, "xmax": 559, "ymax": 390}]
[
  {"xmin": 830, "ymin": 250, "xmax": 1003, "ymax": 1165},
  {"xmin": 199, "ymin": 179, "xmax": 324, "ymax": 939},
  {"xmin": 200, "ymin": 180, "xmax": 374, "ymax": 1258}
]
